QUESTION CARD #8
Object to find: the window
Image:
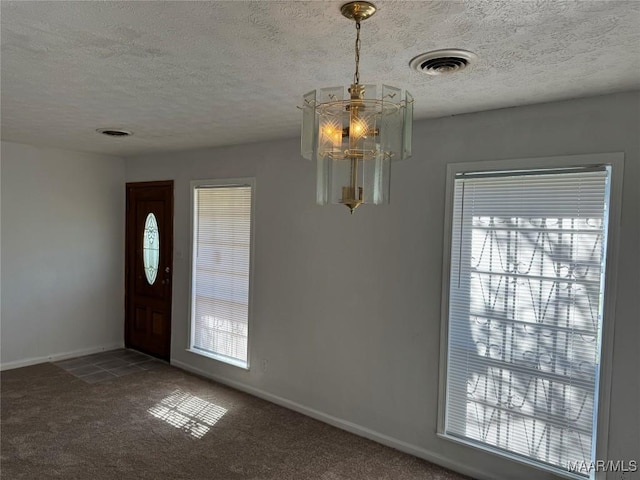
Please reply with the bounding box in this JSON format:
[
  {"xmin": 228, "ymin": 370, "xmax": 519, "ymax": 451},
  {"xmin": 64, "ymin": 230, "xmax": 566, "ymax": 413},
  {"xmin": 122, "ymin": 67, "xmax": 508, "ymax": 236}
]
[
  {"xmin": 189, "ymin": 179, "xmax": 254, "ymax": 369},
  {"xmin": 143, "ymin": 212, "xmax": 160, "ymax": 285},
  {"xmin": 439, "ymin": 157, "xmax": 621, "ymax": 479}
]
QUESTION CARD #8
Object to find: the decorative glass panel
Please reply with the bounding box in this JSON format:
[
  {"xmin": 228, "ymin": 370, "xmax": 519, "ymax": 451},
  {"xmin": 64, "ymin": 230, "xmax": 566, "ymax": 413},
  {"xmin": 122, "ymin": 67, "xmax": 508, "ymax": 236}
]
[
  {"xmin": 316, "ymin": 86, "xmax": 345, "ymax": 206},
  {"xmin": 143, "ymin": 213, "xmax": 160, "ymax": 285},
  {"xmin": 381, "ymin": 84, "xmax": 403, "ymax": 161},
  {"xmin": 402, "ymin": 91, "xmax": 413, "ymax": 160},
  {"xmin": 318, "ymin": 86, "xmax": 344, "ymax": 104},
  {"xmin": 367, "ymin": 153, "xmax": 391, "ymax": 205},
  {"xmin": 301, "ymin": 90, "xmax": 318, "ymax": 161},
  {"xmin": 317, "ymin": 86, "xmax": 345, "ymax": 159},
  {"xmin": 317, "ymin": 155, "xmax": 330, "ymax": 205}
]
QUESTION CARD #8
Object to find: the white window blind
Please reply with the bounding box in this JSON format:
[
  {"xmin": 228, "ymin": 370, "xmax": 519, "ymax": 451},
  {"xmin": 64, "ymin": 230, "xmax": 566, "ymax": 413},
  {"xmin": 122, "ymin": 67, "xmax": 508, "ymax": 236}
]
[
  {"xmin": 444, "ymin": 167, "xmax": 610, "ymax": 477},
  {"xmin": 191, "ymin": 182, "xmax": 253, "ymax": 367}
]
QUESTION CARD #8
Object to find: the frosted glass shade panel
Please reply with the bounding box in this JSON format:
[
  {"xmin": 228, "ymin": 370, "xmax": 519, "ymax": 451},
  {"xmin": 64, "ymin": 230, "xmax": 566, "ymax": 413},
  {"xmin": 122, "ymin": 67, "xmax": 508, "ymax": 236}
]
[
  {"xmin": 191, "ymin": 184, "xmax": 252, "ymax": 367},
  {"xmin": 317, "ymin": 154, "xmax": 329, "ymax": 205},
  {"xmin": 381, "ymin": 85, "xmax": 403, "ymax": 160},
  {"xmin": 444, "ymin": 168, "xmax": 611, "ymax": 477},
  {"xmin": 143, "ymin": 213, "xmax": 160, "ymax": 285},
  {"xmin": 402, "ymin": 91, "xmax": 413, "ymax": 160},
  {"xmin": 368, "ymin": 154, "xmax": 391, "ymax": 205},
  {"xmin": 301, "ymin": 90, "xmax": 317, "ymax": 161}
]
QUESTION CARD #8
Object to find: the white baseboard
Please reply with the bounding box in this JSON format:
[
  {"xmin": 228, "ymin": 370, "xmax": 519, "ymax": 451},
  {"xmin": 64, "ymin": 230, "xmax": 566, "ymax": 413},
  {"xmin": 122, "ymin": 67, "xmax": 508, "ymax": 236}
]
[
  {"xmin": 170, "ymin": 359, "xmax": 497, "ymax": 480},
  {"xmin": 0, "ymin": 343, "xmax": 124, "ymax": 371}
]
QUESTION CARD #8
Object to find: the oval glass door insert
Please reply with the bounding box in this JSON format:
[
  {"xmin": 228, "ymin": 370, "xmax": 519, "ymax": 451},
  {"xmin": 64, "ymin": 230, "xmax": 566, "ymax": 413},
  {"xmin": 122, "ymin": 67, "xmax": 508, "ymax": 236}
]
[{"xmin": 143, "ymin": 213, "xmax": 160, "ymax": 285}]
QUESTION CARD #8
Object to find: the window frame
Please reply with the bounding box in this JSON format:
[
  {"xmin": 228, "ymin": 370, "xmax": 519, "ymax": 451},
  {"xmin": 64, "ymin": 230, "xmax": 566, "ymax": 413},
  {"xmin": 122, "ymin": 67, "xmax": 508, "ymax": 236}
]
[
  {"xmin": 187, "ymin": 177, "xmax": 256, "ymax": 370},
  {"xmin": 437, "ymin": 153, "xmax": 624, "ymax": 479}
]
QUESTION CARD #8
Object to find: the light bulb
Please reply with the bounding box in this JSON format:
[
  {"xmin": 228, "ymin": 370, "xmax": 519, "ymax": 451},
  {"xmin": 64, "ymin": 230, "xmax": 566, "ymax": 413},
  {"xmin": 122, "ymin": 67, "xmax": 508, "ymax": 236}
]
[
  {"xmin": 350, "ymin": 117, "xmax": 369, "ymax": 140},
  {"xmin": 321, "ymin": 120, "xmax": 343, "ymax": 148}
]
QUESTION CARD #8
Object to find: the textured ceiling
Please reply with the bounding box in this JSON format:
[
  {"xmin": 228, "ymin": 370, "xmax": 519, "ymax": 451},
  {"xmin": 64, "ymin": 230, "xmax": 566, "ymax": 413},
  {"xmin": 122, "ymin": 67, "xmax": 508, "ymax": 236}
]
[{"xmin": 1, "ymin": 1, "xmax": 639, "ymax": 156}]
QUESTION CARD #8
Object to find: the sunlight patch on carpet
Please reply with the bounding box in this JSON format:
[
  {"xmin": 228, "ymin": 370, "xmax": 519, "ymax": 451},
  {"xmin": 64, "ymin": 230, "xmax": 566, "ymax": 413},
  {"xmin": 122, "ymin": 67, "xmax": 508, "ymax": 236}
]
[{"xmin": 148, "ymin": 389, "xmax": 227, "ymax": 438}]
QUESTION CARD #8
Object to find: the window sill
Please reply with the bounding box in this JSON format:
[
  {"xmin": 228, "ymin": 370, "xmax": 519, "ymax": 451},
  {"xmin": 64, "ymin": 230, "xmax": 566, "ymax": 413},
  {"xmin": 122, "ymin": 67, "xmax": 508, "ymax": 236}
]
[
  {"xmin": 437, "ymin": 432, "xmax": 592, "ymax": 480},
  {"xmin": 186, "ymin": 348, "xmax": 249, "ymax": 371}
]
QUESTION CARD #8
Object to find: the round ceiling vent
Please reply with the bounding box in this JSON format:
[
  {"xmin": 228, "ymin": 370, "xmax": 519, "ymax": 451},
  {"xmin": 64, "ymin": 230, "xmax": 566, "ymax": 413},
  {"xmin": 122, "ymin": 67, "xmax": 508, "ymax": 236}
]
[
  {"xmin": 96, "ymin": 128, "xmax": 133, "ymax": 137},
  {"xmin": 409, "ymin": 49, "xmax": 478, "ymax": 76}
]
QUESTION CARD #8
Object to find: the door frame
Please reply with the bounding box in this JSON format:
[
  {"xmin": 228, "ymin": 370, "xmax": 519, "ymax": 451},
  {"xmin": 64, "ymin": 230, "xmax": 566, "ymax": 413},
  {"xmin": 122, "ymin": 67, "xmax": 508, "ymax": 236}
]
[{"xmin": 125, "ymin": 180, "xmax": 174, "ymax": 359}]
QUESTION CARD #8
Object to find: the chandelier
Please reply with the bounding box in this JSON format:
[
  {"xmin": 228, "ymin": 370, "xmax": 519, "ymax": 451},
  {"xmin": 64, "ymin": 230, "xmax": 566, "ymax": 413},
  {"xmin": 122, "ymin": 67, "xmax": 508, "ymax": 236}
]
[{"xmin": 301, "ymin": 1, "xmax": 413, "ymax": 214}]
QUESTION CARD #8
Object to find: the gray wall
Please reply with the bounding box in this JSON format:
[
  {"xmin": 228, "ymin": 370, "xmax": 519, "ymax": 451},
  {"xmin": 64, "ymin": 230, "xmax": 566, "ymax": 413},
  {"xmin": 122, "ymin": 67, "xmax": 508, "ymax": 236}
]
[{"xmin": 1, "ymin": 141, "xmax": 126, "ymax": 368}]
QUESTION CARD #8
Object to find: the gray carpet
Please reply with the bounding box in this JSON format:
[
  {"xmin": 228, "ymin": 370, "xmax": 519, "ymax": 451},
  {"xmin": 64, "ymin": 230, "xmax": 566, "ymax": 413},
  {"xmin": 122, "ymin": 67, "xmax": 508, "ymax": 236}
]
[{"xmin": 1, "ymin": 353, "xmax": 470, "ymax": 479}]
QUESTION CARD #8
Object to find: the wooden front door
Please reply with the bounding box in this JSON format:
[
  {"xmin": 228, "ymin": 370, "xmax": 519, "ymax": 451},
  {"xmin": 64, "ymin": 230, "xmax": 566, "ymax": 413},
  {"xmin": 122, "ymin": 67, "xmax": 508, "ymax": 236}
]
[{"xmin": 125, "ymin": 181, "xmax": 173, "ymax": 360}]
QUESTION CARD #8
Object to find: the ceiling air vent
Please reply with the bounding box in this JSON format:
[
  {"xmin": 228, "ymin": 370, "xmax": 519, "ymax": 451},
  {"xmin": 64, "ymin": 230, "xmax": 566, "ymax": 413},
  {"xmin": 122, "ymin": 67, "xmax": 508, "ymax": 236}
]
[
  {"xmin": 96, "ymin": 128, "xmax": 133, "ymax": 137},
  {"xmin": 409, "ymin": 49, "xmax": 478, "ymax": 76}
]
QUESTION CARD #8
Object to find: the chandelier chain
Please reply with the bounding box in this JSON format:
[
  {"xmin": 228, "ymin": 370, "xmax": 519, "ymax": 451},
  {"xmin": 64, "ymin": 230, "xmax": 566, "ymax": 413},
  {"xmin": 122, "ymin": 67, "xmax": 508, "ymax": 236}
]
[{"xmin": 354, "ymin": 21, "xmax": 361, "ymax": 85}]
